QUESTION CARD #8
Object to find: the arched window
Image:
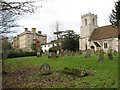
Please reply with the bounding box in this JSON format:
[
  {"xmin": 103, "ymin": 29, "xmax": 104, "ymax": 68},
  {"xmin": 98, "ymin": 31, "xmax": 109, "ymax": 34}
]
[
  {"xmin": 93, "ymin": 18, "xmax": 95, "ymax": 25},
  {"xmin": 85, "ymin": 18, "xmax": 87, "ymax": 25}
]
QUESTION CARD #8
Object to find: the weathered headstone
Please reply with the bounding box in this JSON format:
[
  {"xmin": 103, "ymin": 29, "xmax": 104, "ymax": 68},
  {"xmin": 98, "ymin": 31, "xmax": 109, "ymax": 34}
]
[
  {"xmin": 85, "ymin": 49, "xmax": 92, "ymax": 58},
  {"xmin": 98, "ymin": 49, "xmax": 104, "ymax": 62},
  {"xmin": 48, "ymin": 52, "xmax": 59, "ymax": 58},
  {"xmin": 40, "ymin": 63, "xmax": 51, "ymax": 75},
  {"xmin": 66, "ymin": 51, "xmax": 71, "ymax": 56},
  {"xmin": 108, "ymin": 47, "xmax": 113, "ymax": 60},
  {"xmin": 113, "ymin": 50, "xmax": 117, "ymax": 56},
  {"xmin": 61, "ymin": 50, "xmax": 64, "ymax": 57},
  {"xmin": 72, "ymin": 51, "xmax": 75, "ymax": 56}
]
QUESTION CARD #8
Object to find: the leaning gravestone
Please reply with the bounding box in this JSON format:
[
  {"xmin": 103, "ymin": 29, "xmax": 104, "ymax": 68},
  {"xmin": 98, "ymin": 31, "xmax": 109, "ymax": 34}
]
[
  {"xmin": 98, "ymin": 49, "xmax": 104, "ymax": 62},
  {"xmin": 85, "ymin": 49, "xmax": 92, "ymax": 58},
  {"xmin": 108, "ymin": 47, "xmax": 113, "ymax": 60},
  {"xmin": 40, "ymin": 63, "xmax": 51, "ymax": 75},
  {"xmin": 113, "ymin": 50, "xmax": 117, "ymax": 56}
]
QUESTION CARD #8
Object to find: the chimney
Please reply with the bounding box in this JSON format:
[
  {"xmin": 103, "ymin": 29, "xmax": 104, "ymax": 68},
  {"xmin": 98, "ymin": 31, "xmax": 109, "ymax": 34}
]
[
  {"xmin": 25, "ymin": 28, "xmax": 28, "ymax": 32},
  {"xmin": 38, "ymin": 31, "xmax": 41, "ymax": 34},
  {"xmin": 32, "ymin": 28, "xmax": 36, "ymax": 35}
]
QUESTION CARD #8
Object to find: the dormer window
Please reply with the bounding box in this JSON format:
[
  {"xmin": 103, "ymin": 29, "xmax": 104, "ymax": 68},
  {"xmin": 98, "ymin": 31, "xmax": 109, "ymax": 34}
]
[{"xmin": 85, "ymin": 18, "xmax": 87, "ymax": 25}]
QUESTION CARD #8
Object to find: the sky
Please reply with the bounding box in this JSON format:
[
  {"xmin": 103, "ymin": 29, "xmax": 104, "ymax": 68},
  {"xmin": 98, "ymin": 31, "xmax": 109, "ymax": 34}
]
[{"xmin": 15, "ymin": 0, "xmax": 117, "ymax": 42}]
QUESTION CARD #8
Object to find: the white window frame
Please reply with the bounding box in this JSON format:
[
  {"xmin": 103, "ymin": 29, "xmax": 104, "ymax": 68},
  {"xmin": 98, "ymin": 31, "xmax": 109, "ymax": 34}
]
[{"xmin": 103, "ymin": 42, "xmax": 109, "ymax": 49}]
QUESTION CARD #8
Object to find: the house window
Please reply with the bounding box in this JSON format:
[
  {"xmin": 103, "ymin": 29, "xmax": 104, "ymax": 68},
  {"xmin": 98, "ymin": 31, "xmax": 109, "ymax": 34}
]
[
  {"xmin": 28, "ymin": 35, "xmax": 30, "ymax": 38},
  {"xmin": 85, "ymin": 18, "xmax": 87, "ymax": 25},
  {"xmin": 48, "ymin": 44, "xmax": 50, "ymax": 47},
  {"xmin": 43, "ymin": 39, "xmax": 46, "ymax": 43},
  {"xmin": 104, "ymin": 43, "xmax": 108, "ymax": 48},
  {"xmin": 28, "ymin": 40, "xmax": 30, "ymax": 42},
  {"xmin": 28, "ymin": 44, "xmax": 31, "ymax": 48},
  {"xmin": 38, "ymin": 36, "xmax": 40, "ymax": 39}
]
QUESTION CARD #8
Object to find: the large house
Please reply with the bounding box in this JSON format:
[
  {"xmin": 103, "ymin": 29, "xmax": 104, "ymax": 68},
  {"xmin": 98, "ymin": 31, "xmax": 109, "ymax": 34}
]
[
  {"xmin": 13, "ymin": 28, "xmax": 47, "ymax": 52},
  {"xmin": 79, "ymin": 13, "xmax": 118, "ymax": 52}
]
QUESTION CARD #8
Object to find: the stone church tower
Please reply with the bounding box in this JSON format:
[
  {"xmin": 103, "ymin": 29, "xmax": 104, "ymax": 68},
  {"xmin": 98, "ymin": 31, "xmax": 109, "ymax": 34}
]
[{"xmin": 79, "ymin": 13, "xmax": 98, "ymax": 50}]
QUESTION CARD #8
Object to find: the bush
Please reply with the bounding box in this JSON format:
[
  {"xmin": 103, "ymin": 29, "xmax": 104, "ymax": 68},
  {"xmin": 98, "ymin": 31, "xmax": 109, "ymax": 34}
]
[{"xmin": 7, "ymin": 51, "xmax": 37, "ymax": 58}]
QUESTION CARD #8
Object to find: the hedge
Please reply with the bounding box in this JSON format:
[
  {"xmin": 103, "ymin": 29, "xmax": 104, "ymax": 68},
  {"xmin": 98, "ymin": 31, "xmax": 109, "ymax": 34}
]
[{"xmin": 7, "ymin": 51, "xmax": 37, "ymax": 58}]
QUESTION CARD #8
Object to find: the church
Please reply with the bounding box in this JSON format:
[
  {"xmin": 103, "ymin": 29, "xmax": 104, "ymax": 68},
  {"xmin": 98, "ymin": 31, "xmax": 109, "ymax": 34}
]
[{"xmin": 79, "ymin": 13, "xmax": 118, "ymax": 52}]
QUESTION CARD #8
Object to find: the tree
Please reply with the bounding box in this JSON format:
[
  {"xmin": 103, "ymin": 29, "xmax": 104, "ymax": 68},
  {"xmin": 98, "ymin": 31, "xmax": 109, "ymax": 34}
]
[
  {"xmin": 61, "ymin": 30, "xmax": 80, "ymax": 52},
  {"xmin": 2, "ymin": 37, "xmax": 12, "ymax": 51},
  {"xmin": 109, "ymin": 1, "xmax": 120, "ymax": 38},
  {"xmin": 0, "ymin": 0, "xmax": 39, "ymax": 35},
  {"xmin": 0, "ymin": 0, "xmax": 44, "ymax": 74},
  {"xmin": 49, "ymin": 21, "xmax": 64, "ymax": 41},
  {"xmin": 1, "ymin": 37, "xmax": 13, "ymax": 74}
]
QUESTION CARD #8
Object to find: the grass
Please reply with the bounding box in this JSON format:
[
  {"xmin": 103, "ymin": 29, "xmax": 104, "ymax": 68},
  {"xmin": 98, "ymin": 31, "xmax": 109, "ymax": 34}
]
[{"xmin": 3, "ymin": 53, "xmax": 118, "ymax": 88}]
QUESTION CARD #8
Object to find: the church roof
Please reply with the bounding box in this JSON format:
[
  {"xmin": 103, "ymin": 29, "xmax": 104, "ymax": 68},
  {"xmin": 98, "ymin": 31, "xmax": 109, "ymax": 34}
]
[{"xmin": 89, "ymin": 25, "xmax": 118, "ymax": 41}]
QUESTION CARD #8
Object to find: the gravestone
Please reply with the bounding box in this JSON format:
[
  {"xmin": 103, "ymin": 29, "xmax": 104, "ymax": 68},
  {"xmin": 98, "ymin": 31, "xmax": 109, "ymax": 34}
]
[
  {"xmin": 76, "ymin": 50, "xmax": 83, "ymax": 56},
  {"xmin": 61, "ymin": 50, "xmax": 64, "ymax": 57},
  {"xmin": 44, "ymin": 51, "xmax": 49, "ymax": 56},
  {"xmin": 67, "ymin": 51, "xmax": 71, "ymax": 56},
  {"xmin": 113, "ymin": 50, "xmax": 117, "ymax": 56},
  {"xmin": 48, "ymin": 52, "xmax": 59, "ymax": 58},
  {"xmin": 40, "ymin": 63, "xmax": 51, "ymax": 75},
  {"xmin": 108, "ymin": 47, "xmax": 113, "ymax": 60},
  {"xmin": 98, "ymin": 49, "xmax": 104, "ymax": 62},
  {"xmin": 85, "ymin": 49, "xmax": 92, "ymax": 58},
  {"xmin": 82, "ymin": 50, "xmax": 86, "ymax": 55},
  {"xmin": 72, "ymin": 51, "xmax": 75, "ymax": 56},
  {"xmin": 37, "ymin": 51, "xmax": 41, "ymax": 57}
]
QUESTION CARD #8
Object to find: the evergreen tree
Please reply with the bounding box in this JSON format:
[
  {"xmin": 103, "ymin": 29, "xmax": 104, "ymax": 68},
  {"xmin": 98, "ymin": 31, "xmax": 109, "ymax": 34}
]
[
  {"xmin": 61, "ymin": 30, "xmax": 80, "ymax": 52},
  {"xmin": 109, "ymin": 1, "xmax": 120, "ymax": 38}
]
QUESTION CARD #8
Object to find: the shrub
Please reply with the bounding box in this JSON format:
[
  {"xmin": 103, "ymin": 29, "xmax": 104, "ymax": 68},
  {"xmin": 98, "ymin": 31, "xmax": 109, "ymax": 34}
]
[{"xmin": 7, "ymin": 51, "xmax": 37, "ymax": 58}]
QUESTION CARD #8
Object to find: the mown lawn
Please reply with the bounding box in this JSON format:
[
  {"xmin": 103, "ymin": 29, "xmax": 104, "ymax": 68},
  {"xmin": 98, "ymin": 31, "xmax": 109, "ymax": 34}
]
[{"xmin": 2, "ymin": 54, "xmax": 118, "ymax": 88}]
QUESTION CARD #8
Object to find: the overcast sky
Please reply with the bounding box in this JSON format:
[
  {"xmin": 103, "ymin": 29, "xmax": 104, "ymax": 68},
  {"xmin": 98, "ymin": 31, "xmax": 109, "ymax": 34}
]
[{"xmin": 16, "ymin": 0, "xmax": 117, "ymax": 42}]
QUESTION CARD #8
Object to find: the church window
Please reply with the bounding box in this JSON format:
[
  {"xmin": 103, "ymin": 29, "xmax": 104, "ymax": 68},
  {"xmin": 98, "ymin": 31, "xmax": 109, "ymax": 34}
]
[
  {"xmin": 85, "ymin": 18, "xmax": 87, "ymax": 25},
  {"xmin": 104, "ymin": 43, "xmax": 108, "ymax": 48},
  {"xmin": 93, "ymin": 18, "xmax": 95, "ymax": 25}
]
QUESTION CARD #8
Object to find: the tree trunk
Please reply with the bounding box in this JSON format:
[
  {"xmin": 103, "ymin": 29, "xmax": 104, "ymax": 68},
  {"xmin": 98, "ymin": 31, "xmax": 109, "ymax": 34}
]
[{"xmin": 2, "ymin": 53, "xmax": 7, "ymax": 74}]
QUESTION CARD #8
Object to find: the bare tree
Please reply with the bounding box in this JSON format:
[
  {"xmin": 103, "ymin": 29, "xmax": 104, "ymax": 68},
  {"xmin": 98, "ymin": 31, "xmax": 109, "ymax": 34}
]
[
  {"xmin": 0, "ymin": 0, "xmax": 41, "ymax": 35},
  {"xmin": 48, "ymin": 21, "xmax": 64, "ymax": 41},
  {"xmin": 0, "ymin": 0, "xmax": 45, "ymax": 76}
]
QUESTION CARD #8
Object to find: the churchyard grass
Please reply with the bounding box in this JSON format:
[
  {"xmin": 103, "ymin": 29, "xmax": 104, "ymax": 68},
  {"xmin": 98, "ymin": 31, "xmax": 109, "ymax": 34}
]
[{"xmin": 3, "ymin": 53, "xmax": 118, "ymax": 88}]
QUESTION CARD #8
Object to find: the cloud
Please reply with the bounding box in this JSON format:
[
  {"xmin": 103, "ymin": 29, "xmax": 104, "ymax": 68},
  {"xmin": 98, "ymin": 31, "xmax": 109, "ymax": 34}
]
[{"xmin": 17, "ymin": 0, "xmax": 118, "ymax": 42}]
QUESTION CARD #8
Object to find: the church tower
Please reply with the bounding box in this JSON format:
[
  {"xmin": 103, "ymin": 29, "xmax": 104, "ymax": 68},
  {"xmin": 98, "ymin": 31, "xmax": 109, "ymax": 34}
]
[{"xmin": 79, "ymin": 13, "xmax": 98, "ymax": 50}]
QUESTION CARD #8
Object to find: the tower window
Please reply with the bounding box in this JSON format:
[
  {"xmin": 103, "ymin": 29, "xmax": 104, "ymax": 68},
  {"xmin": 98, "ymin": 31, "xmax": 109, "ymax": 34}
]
[
  {"xmin": 85, "ymin": 18, "xmax": 87, "ymax": 25},
  {"xmin": 93, "ymin": 18, "xmax": 95, "ymax": 25}
]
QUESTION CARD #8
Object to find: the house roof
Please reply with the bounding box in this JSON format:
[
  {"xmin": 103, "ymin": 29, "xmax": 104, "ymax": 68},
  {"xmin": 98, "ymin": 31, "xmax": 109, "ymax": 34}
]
[{"xmin": 89, "ymin": 25, "xmax": 118, "ymax": 41}]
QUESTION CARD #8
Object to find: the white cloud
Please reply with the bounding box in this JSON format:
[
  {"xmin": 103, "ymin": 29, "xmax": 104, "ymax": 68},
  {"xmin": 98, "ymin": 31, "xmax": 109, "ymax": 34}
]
[{"xmin": 17, "ymin": 0, "xmax": 118, "ymax": 42}]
